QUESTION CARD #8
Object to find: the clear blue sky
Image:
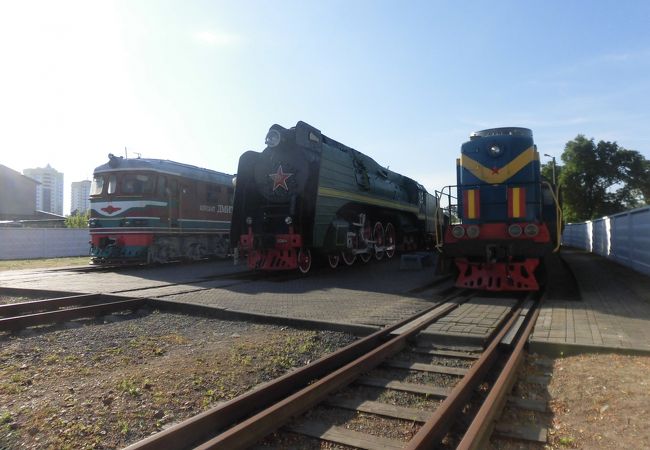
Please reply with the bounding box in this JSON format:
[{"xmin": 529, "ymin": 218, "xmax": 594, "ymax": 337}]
[{"xmin": 1, "ymin": 1, "xmax": 649, "ymax": 213}]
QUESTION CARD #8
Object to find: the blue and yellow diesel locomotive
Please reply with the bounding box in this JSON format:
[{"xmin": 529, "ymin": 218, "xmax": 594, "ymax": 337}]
[
  {"xmin": 89, "ymin": 155, "xmax": 233, "ymax": 264},
  {"xmin": 439, "ymin": 127, "xmax": 561, "ymax": 291}
]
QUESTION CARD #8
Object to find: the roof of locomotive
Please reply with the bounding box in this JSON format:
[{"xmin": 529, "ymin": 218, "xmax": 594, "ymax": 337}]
[
  {"xmin": 278, "ymin": 121, "xmax": 426, "ymax": 192},
  {"xmin": 93, "ymin": 155, "xmax": 233, "ymax": 185},
  {"xmin": 469, "ymin": 127, "xmax": 533, "ymax": 140}
]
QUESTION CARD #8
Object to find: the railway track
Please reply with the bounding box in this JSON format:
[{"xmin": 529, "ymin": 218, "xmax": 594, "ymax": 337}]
[
  {"xmin": 123, "ymin": 289, "xmax": 541, "ymax": 450},
  {"xmin": 0, "ymin": 293, "xmax": 146, "ymax": 332}
]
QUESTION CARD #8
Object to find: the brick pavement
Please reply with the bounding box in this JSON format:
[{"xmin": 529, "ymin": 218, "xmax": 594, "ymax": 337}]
[
  {"xmin": 530, "ymin": 249, "xmax": 650, "ymax": 354},
  {"xmin": 160, "ymin": 259, "xmax": 439, "ymax": 327},
  {"xmin": 418, "ymin": 297, "xmax": 518, "ymax": 346},
  {"xmin": 0, "ymin": 256, "xmax": 442, "ymax": 328}
]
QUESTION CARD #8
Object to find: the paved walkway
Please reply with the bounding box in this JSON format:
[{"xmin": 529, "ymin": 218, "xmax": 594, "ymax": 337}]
[{"xmin": 530, "ymin": 249, "xmax": 650, "ymax": 354}]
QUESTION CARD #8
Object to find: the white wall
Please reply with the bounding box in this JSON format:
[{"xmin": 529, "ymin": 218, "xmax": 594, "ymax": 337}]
[
  {"xmin": 0, "ymin": 228, "xmax": 89, "ymax": 260},
  {"xmin": 562, "ymin": 205, "xmax": 650, "ymax": 276}
]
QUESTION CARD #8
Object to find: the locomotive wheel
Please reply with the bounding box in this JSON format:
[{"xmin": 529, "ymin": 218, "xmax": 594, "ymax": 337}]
[
  {"xmin": 385, "ymin": 222, "xmax": 396, "ymax": 259},
  {"xmin": 359, "ymin": 252, "xmax": 371, "ymax": 263},
  {"xmin": 297, "ymin": 248, "xmax": 312, "ymax": 274},
  {"xmin": 327, "ymin": 253, "xmax": 340, "ymax": 269},
  {"xmin": 341, "ymin": 250, "xmax": 356, "ymax": 266},
  {"xmin": 373, "ymin": 222, "xmax": 385, "ymax": 260}
]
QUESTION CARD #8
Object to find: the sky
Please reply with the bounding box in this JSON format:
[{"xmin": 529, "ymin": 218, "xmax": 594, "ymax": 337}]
[{"xmin": 1, "ymin": 0, "xmax": 649, "ymax": 214}]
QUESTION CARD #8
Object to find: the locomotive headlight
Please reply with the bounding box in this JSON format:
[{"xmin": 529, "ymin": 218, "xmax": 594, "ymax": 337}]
[
  {"xmin": 524, "ymin": 223, "xmax": 539, "ymax": 237},
  {"xmin": 452, "ymin": 225, "xmax": 465, "ymax": 239},
  {"xmin": 489, "ymin": 145, "xmax": 502, "ymax": 157},
  {"xmin": 284, "ymin": 216, "xmax": 293, "ymax": 225},
  {"xmin": 265, "ymin": 129, "xmax": 281, "ymax": 148},
  {"xmin": 467, "ymin": 225, "xmax": 480, "ymax": 239},
  {"xmin": 508, "ymin": 224, "xmax": 523, "ymax": 237},
  {"xmin": 246, "ymin": 216, "xmax": 253, "ymax": 225}
]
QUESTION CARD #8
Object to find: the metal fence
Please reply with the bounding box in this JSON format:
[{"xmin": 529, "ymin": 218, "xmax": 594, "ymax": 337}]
[
  {"xmin": 0, "ymin": 228, "xmax": 89, "ymax": 260},
  {"xmin": 562, "ymin": 205, "xmax": 650, "ymax": 276}
]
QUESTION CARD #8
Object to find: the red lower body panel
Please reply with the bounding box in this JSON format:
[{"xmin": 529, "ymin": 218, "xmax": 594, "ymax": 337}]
[
  {"xmin": 454, "ymin": 258, "xmax": 539, "ymax": 291},
  {"xmin": 240, "ymin": 231, "xmax": 303, "ymax": 271}
]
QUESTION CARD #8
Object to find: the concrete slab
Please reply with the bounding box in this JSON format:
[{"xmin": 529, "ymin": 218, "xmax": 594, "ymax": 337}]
[
  {"xmin": 530, "ymin": 249, "xmax": 650, "ymax": 355},
  {"xmin": 417, "ymin": 297, "xmax": 518, "ymax": 346}
]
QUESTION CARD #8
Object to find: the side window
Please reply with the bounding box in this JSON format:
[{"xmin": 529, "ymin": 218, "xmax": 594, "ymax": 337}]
[
  {"xmin": 169, "ymin": 179, "xmax": 178, "ymax": 196},
  {"xmin": 108, "ymin": 175, "xmax": 117, "ymax": 194},
  {"xmin": 206, "ymin": 184, "xmax": 220, "ymax": 202},
  {"xmin": 158, "ymin": 176, "xmax": 167, "ymax": 196}
]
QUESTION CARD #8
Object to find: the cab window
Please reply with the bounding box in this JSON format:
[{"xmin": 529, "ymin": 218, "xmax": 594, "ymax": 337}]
[
  {"xmin": 108, "ymin": 175, "xmax": 117, "ymax": 194},
  {"xmin": 91, "ymin": 176, "xmax": 105, "ymax": 195}
]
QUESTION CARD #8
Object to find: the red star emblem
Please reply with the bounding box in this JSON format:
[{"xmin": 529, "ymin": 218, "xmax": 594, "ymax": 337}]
[
  {"xmin": 491, "ymin": 166, "xmax": 500, "ymax": 174},
  {"xmin": 101, "ymin": 205, "xmax": 122, "ymax": 214},
  {"xmin": 269, "ymin": 165, "xmax": 293, "ymax": 191}
]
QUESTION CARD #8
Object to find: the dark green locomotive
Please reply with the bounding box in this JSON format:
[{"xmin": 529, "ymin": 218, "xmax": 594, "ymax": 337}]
[{"xmin": 231, "ymin": 121, "xmax": 442, "ymax": 273}]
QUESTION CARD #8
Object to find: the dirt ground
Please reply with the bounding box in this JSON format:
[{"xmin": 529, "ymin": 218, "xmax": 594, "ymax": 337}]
[
  {"xmin": 494, "ymin": 352, "xmax": 650, "ymax": 449},
  {"xmin": 545, "ymin": 353, "xmax": 650, "ymax": 449},
  {"xmin": 0, "ymin": 310, "xmax": 355, "ymax": 450}
]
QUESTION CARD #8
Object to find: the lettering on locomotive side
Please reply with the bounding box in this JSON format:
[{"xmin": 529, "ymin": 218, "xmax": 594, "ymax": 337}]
[{"xmin": 200, "ymin": 204, "xmax": 233, "ymax": 214}]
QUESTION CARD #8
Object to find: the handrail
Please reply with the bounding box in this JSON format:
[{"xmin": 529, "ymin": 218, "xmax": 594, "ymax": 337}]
[{"xmin": 542, "ymin": 180, "xmax": 563, "ymax": 252}]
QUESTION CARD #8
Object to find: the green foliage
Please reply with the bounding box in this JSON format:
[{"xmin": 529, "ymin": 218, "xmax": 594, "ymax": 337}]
[
  {"xmin": 558, "ymin": 135, "xmax": 650, "ymax": 222},
  {"xmin": 65, "ymin": 210, "xmax": 90, "ymax": 228}
]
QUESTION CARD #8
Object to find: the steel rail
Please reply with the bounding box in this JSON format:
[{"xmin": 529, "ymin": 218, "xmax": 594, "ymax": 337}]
[
  {"xmin": 194, "ymin": 300, "xmax": 462, "ymax": 450},
  {"xmin": 457, "ymin": 305, "xmax": 541, "ymax": 450},
  {"xmin": 0, "ymin": 293, "xmax": 127, "ymax": 317},
  {"xmin": 0, "ymin": 298, "xmax": 145, "ymax": 331},
  {"xmin": 122, "ymin": 294, "xmax": 465, "ymax": 450},
  {"xmin": 404, "ymin": 295, "xmax": 532, "ymax": 450}
]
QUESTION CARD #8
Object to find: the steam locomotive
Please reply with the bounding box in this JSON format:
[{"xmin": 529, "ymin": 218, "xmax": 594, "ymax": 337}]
[
  {"xmin": 438, "ymin": 127, "xmax": 561, "ymax": 291},
  {"xmin": 231, "ymin": 121, "xmax": 443, "ymax": 273},
  {"xmin": 89, "ymin": 155, "xmax": 233, "ymax": 264}
]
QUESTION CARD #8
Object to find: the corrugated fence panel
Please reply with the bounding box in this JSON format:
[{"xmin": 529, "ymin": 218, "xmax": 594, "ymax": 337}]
[
  {"xmin": 0, "ymin": 228, "xmax": 89, "ymax": 260},
  {"xmin": 611, "ymin": 207, "xmax": 650, "ymax": 275},
  {"xmin": 562, "ymin": 205, "xmax": 650, "ymax": 276},
  {"xmin": 591, "ymin": 218, "xmax": 608, "ymax": 256},
  {"xmin": 562, "ymin": 222, "xmax": 590, "ymax": 250}
]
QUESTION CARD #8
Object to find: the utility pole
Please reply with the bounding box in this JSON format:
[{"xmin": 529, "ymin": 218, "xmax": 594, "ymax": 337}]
[{"xmin": 544, "ymin": 153, "xmax": 556, "ymax": 185}]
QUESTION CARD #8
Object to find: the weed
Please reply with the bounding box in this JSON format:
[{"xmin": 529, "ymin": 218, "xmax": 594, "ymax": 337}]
[
  {"xmin": 117, "ymin": 379, "xmax": 141, "ymax": 397},
  {"xmin": 0, "ymin": 411, "xmax": 12, "ymax": 424},
  {"xmin": 559, "ymin": 436, "xmax": 575, "ymax": 446},
  {"xmin": 44, "ymin": 354, "xmax": 59, "ymax": 365},
  {"xmin": 118, "ymin": 420, "xmax": 129, "ymax": 435}
]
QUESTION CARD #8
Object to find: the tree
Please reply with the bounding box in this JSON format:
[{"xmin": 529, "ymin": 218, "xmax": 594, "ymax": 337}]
[
  {"xmin": 65, "ymin": 210, "xmax": 90, "ymax": 228},
  {"xmin": 558, "ymin": 135, "xmax": 650, "ymax": 222}
]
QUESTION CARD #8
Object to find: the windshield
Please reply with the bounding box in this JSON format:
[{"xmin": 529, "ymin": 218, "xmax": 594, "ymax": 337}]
[
  {"xmin": 121, "ymin": 173, "xmax": 154, "ymax": 195},
  {"xmin": 91, "ymin": 176, "xmax": 104, "ymax": 195}
]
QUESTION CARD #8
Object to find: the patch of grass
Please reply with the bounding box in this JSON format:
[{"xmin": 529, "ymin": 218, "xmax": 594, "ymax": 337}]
[
  {"xmin": 117, "ymin": 379, "xmax": 141, "ymax": 397},
  {"xmin": 558, "ymin": 436, "xmax": 575, "ymax": 446},
  {"xmin": 44, "ymin": 354, "xmax": 60, "ymax": 365},
  {"xmin": 0, "ymin": 383, "xmax": 20, "ymax": 394},
  {"xmin": 0, "ymin": 411, "xmax": 12, "ymax": 424},
  {"xmin": 0, "ymin": 256, "xmax": 90, "ymax": 270},
  {"xmin": 117, "ymin": 419, "xmax": 129, "ymax": 435}
]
